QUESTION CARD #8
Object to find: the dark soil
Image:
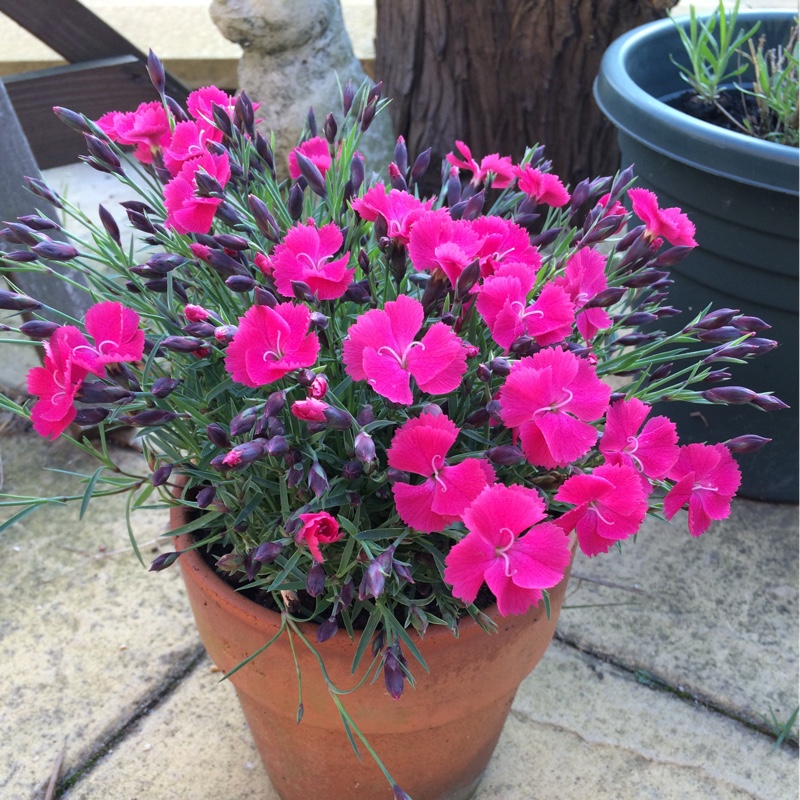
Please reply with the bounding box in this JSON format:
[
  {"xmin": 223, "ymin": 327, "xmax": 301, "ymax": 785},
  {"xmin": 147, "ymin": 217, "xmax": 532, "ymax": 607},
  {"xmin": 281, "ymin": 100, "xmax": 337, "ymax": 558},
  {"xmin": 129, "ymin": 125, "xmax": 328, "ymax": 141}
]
[{"xmin": 666, "ymin": 87, "xmax": 763, "ymax": 135}]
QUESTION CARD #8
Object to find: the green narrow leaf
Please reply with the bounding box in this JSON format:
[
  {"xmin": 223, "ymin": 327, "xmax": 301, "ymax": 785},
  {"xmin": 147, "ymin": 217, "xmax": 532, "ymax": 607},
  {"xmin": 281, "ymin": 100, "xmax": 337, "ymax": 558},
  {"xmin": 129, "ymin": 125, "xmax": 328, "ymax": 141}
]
[
  {"xmin": 125, "ymin": 490, "xmax": 145, "ymax": 568},
  {"xmin": 351, "ymin": 606, "xmax": 381, "ymax": 675},
  {"xmin": 159, "ymin": 510, "xmax": 222, "ymax": 538},
  {"xmin": 0, "ymin": 502, "xmax": 58, "ymax": 535},
  {"xmin": 339, "ymin": 712, "xmax": 362, "ymax": 761},
  {"xmin": 383, "ymin": 611, "xmax": 429, "ymax": 673},
  {"xmin": 543, "ymin": 589, "xmax": 552, "ymax": 621},
  {"xmin": 79, "ymin": 467, "xmax": 106, "ymax": 520}
]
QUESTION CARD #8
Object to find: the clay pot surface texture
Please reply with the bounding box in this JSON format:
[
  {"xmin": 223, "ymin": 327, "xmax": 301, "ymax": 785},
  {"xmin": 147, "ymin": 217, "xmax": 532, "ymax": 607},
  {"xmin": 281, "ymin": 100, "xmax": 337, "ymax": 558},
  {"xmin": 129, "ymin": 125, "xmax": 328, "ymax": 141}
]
[{"xmin": 174, "ymin": 512, "xmax": 574, "ymax": 800}]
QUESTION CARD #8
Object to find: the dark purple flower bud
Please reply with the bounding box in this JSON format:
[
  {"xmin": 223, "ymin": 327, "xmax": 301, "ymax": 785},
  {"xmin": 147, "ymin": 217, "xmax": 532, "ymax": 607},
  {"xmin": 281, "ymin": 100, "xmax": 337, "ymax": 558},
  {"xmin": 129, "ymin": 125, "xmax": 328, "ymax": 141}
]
[
  {"xmin": 655, "ymin": 306, "xmax": 681, "ymax": 319},
  {"xmin": 225, "ymin": 274, "xmax": 256, "ymax": 293},
  {"xmin": 357, "ymin": 249, "xmax": 371, "ymax": 276},
  {"xmin": 211, "ymin": 102, "xmax": 233, "ymax": 137},
  {"xmin": 649, "ymin": 362, "xmax": 673, "ymax": 382},
  {"xmin": 615, "ymin": 311, "xmax": 658, "ymax": 326},
  {"xmin": 323, "ymin": 112, "xmax": 338, "ymax": 144},
  {"xmin": 230, "ymin": 407, "xmax": 258, "ymax": 436},
  {"xmin": 342, "ymin": 80, "xmax": 357, "ymax": 115},
  {"xmin": 476, "ymin": 363, "xmax": 491, "ymax": 382},
  {"xmin": 288, "ymin": 183, "xmax": 304, "ymax": 221},
  {"xmin": 309, "ymin": 311, "xmax": 329, "ymax": 330},
  {"xmin": 455, "ymin": 259, "xmax": 481, "ymax": 300},
  {"xmin": 614, "ymin": 332, "xmax": 656, "ymax": 347},
  {"xmin": 305, "ymin": 106, "xmax": 318, "ymax": 137},
  {"xmin": 3, "ymin": 221, "xmax": 38, "ymax": 246},
  {"xmin": 580, "ymin": 214, "xmax": 627, "ymax": 246},
  {"xmin": 260, "ymin": 391, "xmax": 284, "ymax": 418},
  {"xmin": 349, "ymin": 152, "xmax": 365, "ymax": 193},
  {"xmin": 389, "ymin": 162, "xmax": 408, "ymax": 191},
  {"xmin": 291, "ymin": 280, "xmax": 313, "ymax": 302},
  {"xmin": 615, "ymin": 224, "xmax": 646, "ymax": 253},
  {"xmin": 212, "ymin": 325, "xmax": 236, "ymax": 345},
  {"xmin": 52, "ymin": 106, "xmax": 93, "ymax": 134},
  {"xmin": 752, "ymin": 393, "xmax": 789, "ymax": 412},
  {"xmin": 308, "ymin": 462, "xmax": 329, "ymax": 497},
  {"xmin": 20, "ymin": 319, "xmax": 59, "ymax": 338},
  {"xmin": 343, "ymin": 280, "xmax": 371, "ymax": 304},
  {"xmin": 342, "ymin": 461, "xmax": 364, "ymax": 481},
  {"xmin": 164, "ymin": 95, "xmax": 188, "ymax": 122},
  {"xmin": 206, "ymin": 422, "xmax": 230, "ymax": 448},
  {"xmin": 360, "ymin": 559, "xmax": 386, "ymax": 601},
  {"xmin": 724, "ymin": 435, "xmax": 772, "ymax": 455},
  {"xmin": 152, "ymin": 463, "xmax": 173, "ymax": 487},
  {"xmin": 75, "ymin": 382, "xmax": 133, "ymax": 404},
  {"xmin": 693, "ymin": 308, "xmax": 738, "ymax": 330},
  {"xmin": 196, "ymin": 486, "xmax": 217, "ymax": 509},
  {"xmin": 296, "ymin": 368, "xmax": 315, "ymax": 388},
  {"xmin": 213, "ymin": 233, "xmax": 248, "ymax": 251},
  {"xmin": 510, "ymin": 335, "xmax": 535, "ymax": 356},
  {"xmin": 83, "ymin": 134, "xmax": 123, "ymax": 173},
  {"xmin": 393, "ymin": 561, "xmax": 414, "ymax": 584},
  {"xmin": 95, "ymin": 203, "xmax": 121, "ymax": 245},
  {"xmin": 393, "ymin": 135, "xmax": 408, "ymax": 177},
  {"xmin": 529, "ymin": 227, "xmax": 562, "ymax": 248},
  {"xmin": 234, "ymin": 90, "xmax": 255, "ymax": 134},
  {"xmin": 447, "ymin": 169, "xmax": 462, "ymax": 207},
  {"xmin": 337, "ymin": 578, "xmax": 354, "ymax": 610},
  {"xmin": 306, "ymin": 563, "xmax": 326, "ymax": 597},
  {"xmin": 248, "ymin": 195, "xmax": 280, "ymax": 242},
  {"xmin": 608, "ymin": 163, "xmax": 636, "ymax": 203},
  {"xmin": 733, "ymin": 315, "xmax": 770, "ymax": 332},
  {"xmin": 295, "ymin": 150, "xmax": 327, "ymax": 197},
  {"xmin": 356, "ymin": 405, "xmax": 375, "ymax": 427},
  {"xmin": 488, "ymin": 357, "xmax": 511, "ymax": 376},
  {"xmin": 697, "ymin": 326, "xmax": 747, "ymax": 344},
  {"xmin": 622, "ymin": 269, "xmax": 669, "ymax": 289},
  {"xmin": 384, "ymin": 646, "xmax": 405, "ymax": 700},
  {"xmin": 144, "ymin": 49, "xmax": 166, "ymax": 95},
  {"xmin": 123, "ymin": 409, "xmax": 180, "ymax": 426},
  {"xmin": 743, "ymin": 338, "xmax": 778, "ymax": 356},
  {"xmin": 222, "ymin": 440, "xmax": 268, "ymax": 470},
  {"xmin": 346, "ymin": 490, "xmax": 362, "ymax": 507},
  {"xmin": 360, "ymin": 98, "xmax": 378, "ymax": 132},
  {"xmin": 125, "ymin": 210, "xmax": 157, "ymax": 234},
  {"xmin": 149, "ymin": 550, "xmax": 181, "ymax": 572},
  {"xmin": 410, "ymin": 148, "xmax": 432, "ymax": 185},
  {"xmin": 584, "ymin": 287, "xmax": 626, "ymax": 309},
  {"xmin": 702, "ymin": 386, "xmax": 757, "ymax": 405},
  {"xmin": 464, "ymin": 407, "xmax": 491, "ymax": 427},
  {"xmin": 17, "ymin": 214, "xmax": 59, "ymax": 232},
  {"xmin": 386, "ymin": 468, "xmax": 410, "ymax": 485},
  {"xmin": 265, "ymin": 436, "xmax": 288, "ymax": 457},
  {"xmin": 216, "ymin": 200, "xmax": 244, "ymax": 227},
  {"xmin": 216, "ymin": 553, "xmax": 244, "ymax": 573},
  {"xmin": 251, "ymin": 541, "xmax": 282, "ymax": 566},
  {"xmin": 25, "ymin": 176, "xmax": 62, "ymax": 208},
  {"xmin": 73, "ymin": 407, "xmax": 111, "ymax": 425},
  {"xmin": 652, "ymin": 245, "xmax": 694, "ymax": 268},
  {"xmin": 354, "ymin": 431, "xmax": 376, "ymax": 463},
  {"xmin": 316, "ymin": 616, "xmax": 339, "ymax": 643},
  {"xmin": 194, "ymin": 169, "xmax": 225, "ymax": 197},
  {"xmin": 487, "ymin": 445, "xmax": 524, "ymax": 466},
  {"xmin": 182, "ymin": 321, "xmax": 216, "ymax": 338},
  {"xmin": 31, "ymin": 241, "xmax": 79, "ymax": 261},
  {"xmin": 287, "ymin": 462, "xmax": 304, "ymax": 488},
  {"xmin": 462, "ymin": 191, "xmax": 485, "ymax": 222},
  {"xmin": 1, "ymin": 249, "xmax": 37, "ymax": 262},
  {"xmin": 253, "ymin": 286, "xmax": 278, "ymax": 307},
  {"xmin": 704, "ymin": 369, "xmax": 732, "ymax": 382},
  {"xmin": 209, "ymin": 453, "xmax": 227, "ymax": 471},
  {"xmin": 161, "ymin": 336, "xmax": 206, "ymax": 352}
]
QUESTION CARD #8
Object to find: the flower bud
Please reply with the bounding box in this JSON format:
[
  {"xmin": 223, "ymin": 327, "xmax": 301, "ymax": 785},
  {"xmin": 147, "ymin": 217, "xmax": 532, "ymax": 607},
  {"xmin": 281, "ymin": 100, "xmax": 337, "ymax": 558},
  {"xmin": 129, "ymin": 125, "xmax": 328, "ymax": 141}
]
[
  {"xmin": 455, "ymin": 259, "xmax": 481, "ymax": 300},
  {"xmin": 323, "ymin": 112, "xmax": 338, "ymax": 144},
  {"xmin": 704, "ymin": 369, "xmax": 732, "ymax": 382},
  {"xmin": 161, "ymin": 335, "xmax": 206, "ymax": 352},
  {"xmin": 622, "ymin": 269, "xmax": 669, "ymax": 289},
  {"xmin": 386, "ymin": 468, "xmax": 410, "ymax": 485},
  {"xmin": 614, "ymin": 332, "xmax": 656, "ymax": 347},
  {"xmin": 248, "ymin": 195, "xmax": 280, "ymax": 242},
  {"xmin": 152, "ymin": 463, "xmax": 173, "ymax": 487},
  {"xmin": 317, "ymin": 616, "xmax": 339, "ymax": 643},
  {"xmin": 306, "ymin": 563, "xmax": 326, "ymax": 597},
  {"xmin": 342, "ymin": 80, "xmax": 356, "ymax": 115},
  {"xmin": 196, "ymin": 486, "xmax": 217, "ymax": 508},
  {"xmin": 349, "ymin": 152, "xmax": 365, "ymax": 193},
  {"xmin": 287, "ymin": 462, "xmax": 305, "ymax": 488},
  {"xmin": 253, "ymin": 541, "xmax": 283, "ymax": 564},
  {"xmin": 53, "ymin": 106, "xmax": 93, "ymax": 134},
  {"xmin": 693, "ymin": 308, "xmax": 738, "ymax": 330},
  {"xmin": 733, "ymin": 315, "xmax": 770, "ymax": 332},
  {"xmin": 383, "ymin": 646, "xmax": 405, "ymax": 700},
  {"xmin": 265, "ymin": 436, "xmax": 288, "ymax": 457},
  {"xmin": 215, "ymin": 553, "xmax": 244, "ymax": 574},
  {"xmin": 343, "ymin": 280, "xmax": 371, "ymax": 304},
  {"xmin": 342, "ymin": 461, "xmax": 364, "ymax": 481},
  {"xmin": 1, "ymin": 249, "xmax": 37, "ymax": 262},
  {"xmin": 394, "ymin": 135, "xmax": 408, "ymax": 176},
  {"xmin": 83, "ymin": 134, "xmax": 123, "ymax": 173},
  {"xmin": 308, "ymin": 462, "xmax": 329, "ymax": 497},
  {"xmin": 309, "ymin": 373, "xmax": 328, "ymax": 399},
  {"xmin": 76, "ymin": 382, "xmax": 133, "ymax": 404},
  {"xmin": 123, "ymin": 409, "xmax": 180, "ymax": 426},
  {"xmin": 206, "ymin": 422, "xmax": 230, "ymax": 448},
  {"xmin": 149, "ymin": 551, "xmax": 181, "ymax": 572},
  {"xmin": 25, "ymin": 176, "xmax": 62, "ymax": 208},
  {"xmin": 697, "ymin": 326, "xmax": 745, "ymax": 344},
  {"xmin": 723, "ymin": 435, "xmax": 772, "ymax": 455},
  {"xmin": 230, "ymin": 407, "xmax": 258, "ymax": 436},
  {"xmin": 214, "ymin": 325, "xmax": 238, "ymax": 344},
  {"xmin": 146, "ymin": 49, "xmax": 166, "ymax": 95},
  {"xmin": 410, "ymin": 147, "xmax": 431, "ymax": 185},
  {"xmin": 225, "ymin": 274, "xmax": 256, "ymax": 293},
  {"xmin": 528, "ymin": 227, "xmax": 562, "ymax": 248},
  {"xmin": 393, "ymin": 561, "xmax": 414, "ymax": 584},
  {"xmin": 701, "ymin": 386, "xmax": 757, "ymax": 405},
  {"xmin": 295, "ymin": 151, "xmax": 327, "ymax": 197},
  {"xmin": 584, "ymin": 287, "xmax": 626, "ymax": 309},
  {"xmin": 615, "ymin": 311, "xmax": 658, "ymax": 326},
  {"xmin": 359, "ymin": 558, "xmax": 386, "ymax": 601},
  {"xmin": 222, "ymin": 440, "xmax": 268, "ymax": 470},
  {"xmin": 20, "ymin": 319, "xmax": 59, "ymax": 338},
  {"xmin": 464, "ymin": 407, "xmax": 491, "ymax": 427},
  {"xmin": 476, "ymin": 363, "xmax": 491, "ymax": 382},
  {"xmin": 487, "ymin": 445, "xmax": 524, "ymax": 466},
  {"xmin": 489, "ymin": 357, "xmax": 511, "ymax": 376},
  {"xmin": 182, "ymin": 321, "xmax": 216, "ymax": 338},
  {"xmin": 73, "ymin": 408, "xmax": 111, "ymax": 425},
  {"xmin": 234, "ymin": 90, "xmax": 255, "ymax": 134},
  {"xmin": 31, "ymin": 241, "xmax": 79, "ymax": 261},
  {"xmin": 253, "ymin": 286, "xmax": 278, "ymax": 307},
  {"xmin": 752, "ymin": 393, "xmax": 789, "ymax": 412},
  {"xmin": 291, "ymin": 280, "xmax": 313, "ymax": 302},
  {"xmin": 354, "ymin": 431, "xmax": 376, "ymax": 463},
  {"xmin": 323, "ymin": 407, "xmax": 354, "ymax": 431}
]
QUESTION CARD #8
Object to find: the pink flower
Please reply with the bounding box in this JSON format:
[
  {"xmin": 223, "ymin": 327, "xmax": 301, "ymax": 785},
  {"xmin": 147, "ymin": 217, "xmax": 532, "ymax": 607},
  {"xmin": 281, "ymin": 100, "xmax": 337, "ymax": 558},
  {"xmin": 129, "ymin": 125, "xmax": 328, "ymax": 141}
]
[
  {"xmin": 97, "ymin": 102, "xmax": 171, "ymax": 164},
  {"xmin": 554, "ymin": 248, "xmax": 612, "ymax": 342},
  {"xmin": 555, "ymin": 463, "xmax": 648, "ymax": 557},
  {"xmin": 351, "ymin": 184, "xmax": 433, "ymax": 246},
  {"xmin": 600, "ymin": 398, "xmax": 679, "ymax": 492},
  {"xmin": 291, "ymin": 397, "xmax": 329, "ymax": 422},
  {"xmin": 271, "ymin": 220, "xmax": 355, "ymax": 300},
  {"xmin": 444, "ymin": 484, "xmax": 572, "ymax": 616},
  {"xmin": 628, "ymin": 188, "xmax": 697, "ymax": 247},
  {"xmin": 663, "ymin": 444, "xmax": 741, "ymax": 537},
  {"xmin": 288, "ymin": 137, "xmax": 331, "ymax": 181},
  {"xmin": 225, "ymin": 302, "xmax": 320, "ymax": 388},
  {"xmin": 446, "ymin": 141, "xmax": 515, "ymax": 189},
  {"xmin": 498, "ymin": 347, "xmax": 611, "ymax": 468},
  {"xmin": 597, "ymin": 193, "xmax": 627, "ymax": 233},
  {"xmin": 387, "ymin": 412, "xmax": 495, "ymax": 533},
  {"xmin": 477, "ymin": 264, "xmax": 574, "ymax": 351},
  {"xmin": 469, "ymin": 216, "xmax": 541, "ymax": 278},
  {"xmin": 254, "ymin": 253, "xmax": 273, "ymax": 277},
  {"xmin": 187, "ymin": 86, "xmax": 237, "ymax": 124},
  {"xmin": 163, "ymin": 150, "xmax": 231, "ymax": 235},
  {"xmin": 407, "ymin": 210, "xmax": 482, "ymax": 286},
  {"xmin": 513, "ymin": 165, "xmax": 570, "ymax": 207},
  {"xmin": 184, "ymin": 304, "xmax": 213, "ymax": 322},
  {"xmin": 309, "ymin": 374, "xmax": 328, "ymax": 399},
  {"xmin": 27, "ymin": 327, "xmax": 90, "ymax": 439},
  {"xmin": 163, "ymin": 119, "xmax": 224, "ymax": 176},
  {"xmin": 343, "ymin": 295, "xmax": 467, "ymax": 405},
  {"xmin": 70, "ymin": 301, "xmax": 144, "ymax": 374},
  {"xmin": 296, "ymin": 512, "xmax": 342, "ymax": 563}
]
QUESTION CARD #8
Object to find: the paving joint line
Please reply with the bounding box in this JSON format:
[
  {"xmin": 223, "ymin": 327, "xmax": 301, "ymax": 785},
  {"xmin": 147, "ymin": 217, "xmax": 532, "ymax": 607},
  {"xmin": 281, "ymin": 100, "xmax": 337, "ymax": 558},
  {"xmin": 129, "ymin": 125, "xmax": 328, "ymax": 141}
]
[
  {"xmin": 553, "ymin": 630, "xmax": 799, "ymax": 749},
  {"xmin": 52, "ymin": 643, "xmax": 207, "ymax": 798}
]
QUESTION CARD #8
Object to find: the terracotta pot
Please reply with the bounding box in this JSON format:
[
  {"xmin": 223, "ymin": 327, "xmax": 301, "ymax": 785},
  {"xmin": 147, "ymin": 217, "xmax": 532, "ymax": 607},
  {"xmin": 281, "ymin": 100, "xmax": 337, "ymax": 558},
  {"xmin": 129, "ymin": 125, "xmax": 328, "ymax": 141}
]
[{"xmin": 174, "ymin": 515, "xmax": 575, "ymax": 800}]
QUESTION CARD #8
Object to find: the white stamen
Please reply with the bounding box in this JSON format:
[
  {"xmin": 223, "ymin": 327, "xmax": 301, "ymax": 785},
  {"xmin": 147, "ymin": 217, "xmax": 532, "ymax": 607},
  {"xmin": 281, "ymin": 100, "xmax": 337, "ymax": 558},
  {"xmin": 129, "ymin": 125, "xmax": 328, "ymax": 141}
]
[
  {"xmin": 430, "ymin": 454, "xmax": 447, "ymax": 492},
  {"xmin": 624, "ymin": 435, "xmax": 644, "ymax": 472},
  {"xmin": 377, "ymin": 340, "xmax": 425, "ymax": 369},
  {"xmin": 262, "ymin": 329, "xmax": 283, "ymax": 361},
  {"xmin": 495, "ymin": 526, "xmax": 518, "ymax": 577},
  {"xmin": 589, "ymin": 502, "xmax": 613, "ymax": 526},
  {"xmin": 533, "ymin": 388, "xmax": 574, "ymax": 417}
]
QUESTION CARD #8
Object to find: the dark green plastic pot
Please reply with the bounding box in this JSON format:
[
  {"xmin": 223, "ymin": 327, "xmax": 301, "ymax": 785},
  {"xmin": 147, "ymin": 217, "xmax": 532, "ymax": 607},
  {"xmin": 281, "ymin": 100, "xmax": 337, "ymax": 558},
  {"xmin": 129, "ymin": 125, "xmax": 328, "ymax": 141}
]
[{"xmin": 595, "ymin": 12, "xmax": 799, "ymax": 502}]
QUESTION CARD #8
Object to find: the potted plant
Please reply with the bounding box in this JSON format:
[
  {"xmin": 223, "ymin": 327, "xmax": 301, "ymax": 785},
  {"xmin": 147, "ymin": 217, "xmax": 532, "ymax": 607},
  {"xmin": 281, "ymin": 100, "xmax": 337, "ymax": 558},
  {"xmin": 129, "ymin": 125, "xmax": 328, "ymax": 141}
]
[
  {"xmin": 0, "ymin": 54, "xmax": 785, "ymax": 799},
  {"xmin": 594, "ymin": 1, "xmax": 799, "ymax": 502}
]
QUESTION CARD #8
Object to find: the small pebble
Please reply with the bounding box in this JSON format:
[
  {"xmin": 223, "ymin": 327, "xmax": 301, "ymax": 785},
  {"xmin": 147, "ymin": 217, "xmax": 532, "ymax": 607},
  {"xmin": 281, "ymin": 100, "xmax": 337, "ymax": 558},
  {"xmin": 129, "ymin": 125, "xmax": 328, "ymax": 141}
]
[
  {"xmin": 119, "ymin": 644, "xmax": 127, "ymax": 651},
  {"xmin": 209, "ymin": 664, "xmax": 222, "ymax": 673},
  {"xmin": 143, "ymin": 743, "xmax": 152, "ymax": 752}
]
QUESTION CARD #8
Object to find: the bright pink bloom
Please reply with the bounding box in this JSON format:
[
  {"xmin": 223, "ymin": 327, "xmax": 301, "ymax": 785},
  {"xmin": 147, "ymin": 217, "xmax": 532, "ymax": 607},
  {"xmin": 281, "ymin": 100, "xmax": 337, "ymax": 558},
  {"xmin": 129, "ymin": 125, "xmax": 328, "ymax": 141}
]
[
  {"xmin": 469, "ymin": 216, "xmax": 541, "ymax": 278},
  {"xmin": 271, "ymin": 220, "xmax": 354, "ymax": 300},
  {"xmin": 444, "ymin": 484, "xmax": 572, "ymax": 615},
  {"xmin": 343, "ymin": 295, "xmax": 467, "ymax": 405},
  {"xmin": 663, "ymin": 444, "xmax": 741, "ymax": 537},
  {"xmin": 554, "ymin": 248, "xmax": 612, "ymax": 342},
  {"xmin": 351, "ymin": 184, "xmax": 433, "ymax": 246},
  {"xmin": 628, "ymin": 188, "xmax": 697, "ymax": 247},
  {"xmin": 254, "ymin": 253, "xmax": 273, "ymax": 277},
  {"xmin": 291, "ymin": 397, "xmax": 329, "ymax": 422},
  {"xmin": 163, "ymin": 119, "xmax": 224, "ymax": 176},
  {"xmin": 555, "ymin": 463, "xmax": 648, "ymax": 557},
  {"xmin": 187, "ymin": 86, "xmax": 236, "ymax": 124},
  {"xmin": 477, "ymin": 264, "xmax": 574, "ymax": 351},
  {"xmin": 309, "ymin": 374, "xmax": 328, "ymax": 399},
  {"xmin": 184, "ymin": 304, "xmax": 212, "ymax": 322},
  {"xmin": 388, "ymin": 412, "xmax": 495, "ymax": 533},
  {"xmin": 163, "ymin": 150, "xmax": 231, "ymax": 235},
  {"xmin": 446, "ymin": 141, "xmax": 515, "ymax": 189},
  {"xmin": 498, "ymin": 347, "xmax": 611, "ymax": 468},
  {"xmin": 97, "ymin": 102, "xmax": 171, "ymax": 164},
  {"xmin": 70, "ymin": 302, "xmax": 144, "ymax": 374},
  {"xmin": 225, "ymin": 302, "xmax": 320, "ymax": 388},
  {"xmin": 27, "ymin": 327, "xmax": 90, "ymax": 439},
  {"xmin": 600, "ymin": 397, "xmax": 679, "ymax": 492},
  {"xmin": 296, "ymin": 511, "xmax": 342, "ymax": 563},
  {"xmin": 513, "ymin": 165, "xmax": 570, "ymax": 207},
  {"xmin": 407, "ymin": 210, "xmax": 482, "ymax": 286},
  {"xmin": 598, "ymin": 193, "xmax": 627, "ymax": 233},
  {"xmin": 288, "ymin": 137, "xmax": 331, "ymax": 181}
]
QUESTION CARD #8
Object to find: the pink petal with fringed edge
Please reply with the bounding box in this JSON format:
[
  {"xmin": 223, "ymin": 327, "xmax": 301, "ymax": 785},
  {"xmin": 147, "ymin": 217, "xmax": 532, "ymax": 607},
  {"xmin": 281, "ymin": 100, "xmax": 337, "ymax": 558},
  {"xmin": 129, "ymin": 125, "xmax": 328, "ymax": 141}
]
[
  {"xmin": 85, "ymin": 302, "xmax": 144, "ymax": 364},
  {"xmin": 392, "ymin": 480, "xmax": 456, "ymax": 533},
  {"xmin": 534, "ymin": 411, "xmax": 598, "ymax": 466},
  {"xmin": 484, "ymin": 560, "xmax": 543, "ymax": 616},
  {"xmin": 431, "ymin": 459, "xmax": 492, "ymax": 516},
  {"xmin": 463, "ymin": 484, "xmax": 547, "ymax": 545},
  {"xmin": 443, "ymin": 532, "xmax": 495, "ymax": 605},
  {"xmin": 407, "ymin": 322, "xmax": 466, "ymax": 396},
  {"xmin": 526, "ymin": 284, "xmax": 575, "ymax": 346},
  {"xmin": 387, "ymin": 413, "xmax": 459, "ymax": 476},
  {"xmin": 362, "ymin": 347, "xmax": 413, "ymax": 404}
]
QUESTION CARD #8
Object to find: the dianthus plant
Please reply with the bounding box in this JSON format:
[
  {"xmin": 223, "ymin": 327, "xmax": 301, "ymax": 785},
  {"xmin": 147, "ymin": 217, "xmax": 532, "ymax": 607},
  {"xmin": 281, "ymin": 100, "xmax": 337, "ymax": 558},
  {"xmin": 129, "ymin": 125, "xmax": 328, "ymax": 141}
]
[{"xmin": 0, "ymin": 56, "xmax": 784, "ymax": 763}]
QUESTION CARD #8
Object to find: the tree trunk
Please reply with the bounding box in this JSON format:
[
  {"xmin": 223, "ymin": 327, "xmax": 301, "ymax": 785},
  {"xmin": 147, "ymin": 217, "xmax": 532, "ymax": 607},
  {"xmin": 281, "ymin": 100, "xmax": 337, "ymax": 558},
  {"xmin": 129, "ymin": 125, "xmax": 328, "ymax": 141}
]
[{"xmin": 375, "ymin": 0, "xmax": 678, "ymax": 191}]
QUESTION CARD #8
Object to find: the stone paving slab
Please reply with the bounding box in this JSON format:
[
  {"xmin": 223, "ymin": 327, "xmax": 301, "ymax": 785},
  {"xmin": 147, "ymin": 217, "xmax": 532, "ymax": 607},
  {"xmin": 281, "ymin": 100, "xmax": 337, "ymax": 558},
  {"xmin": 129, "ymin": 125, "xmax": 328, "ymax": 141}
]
[
  {"xmin": 62, "ymin": 642, "xmax": 797, "ymax": 800},
  {"xmin": 558, "ymin": 498, "xmax": 799, "ymax": 732}
]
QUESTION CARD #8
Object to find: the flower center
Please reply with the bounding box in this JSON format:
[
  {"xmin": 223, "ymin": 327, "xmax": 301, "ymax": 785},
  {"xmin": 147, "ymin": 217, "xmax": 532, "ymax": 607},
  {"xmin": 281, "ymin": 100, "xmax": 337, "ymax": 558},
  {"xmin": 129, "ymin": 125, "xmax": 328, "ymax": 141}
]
[
  {"xmin": 298, "ymin": 251, "xmax": 330, "ymax": 273},
  {"xmin": 533, "ymin": 388, "xmax": 573, "ymax": 417},
  {"xmin": 377, "ymin": 340, "xmax": 425, "ymax": 369},
  {"xmin": 263, "ymin": 329, "xmax": 284, "ymax": 362},
  {"xmin": 510, "ymin": 300, "xmax": 543, "ymax": 322},
  {"xmin": 588, "ymin": 501, "xmax": 613, "ymax": 525},
  {"xmin": 494, "ymin": 526, "xmax": 518, "ymax": 577},
  {"xmin": 623, "ymin": 435, "xmax": 644, "ymax": 472},
  {"xmin": 430, "ymin": 454, "xmax": 447, "ymax": 491}
]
